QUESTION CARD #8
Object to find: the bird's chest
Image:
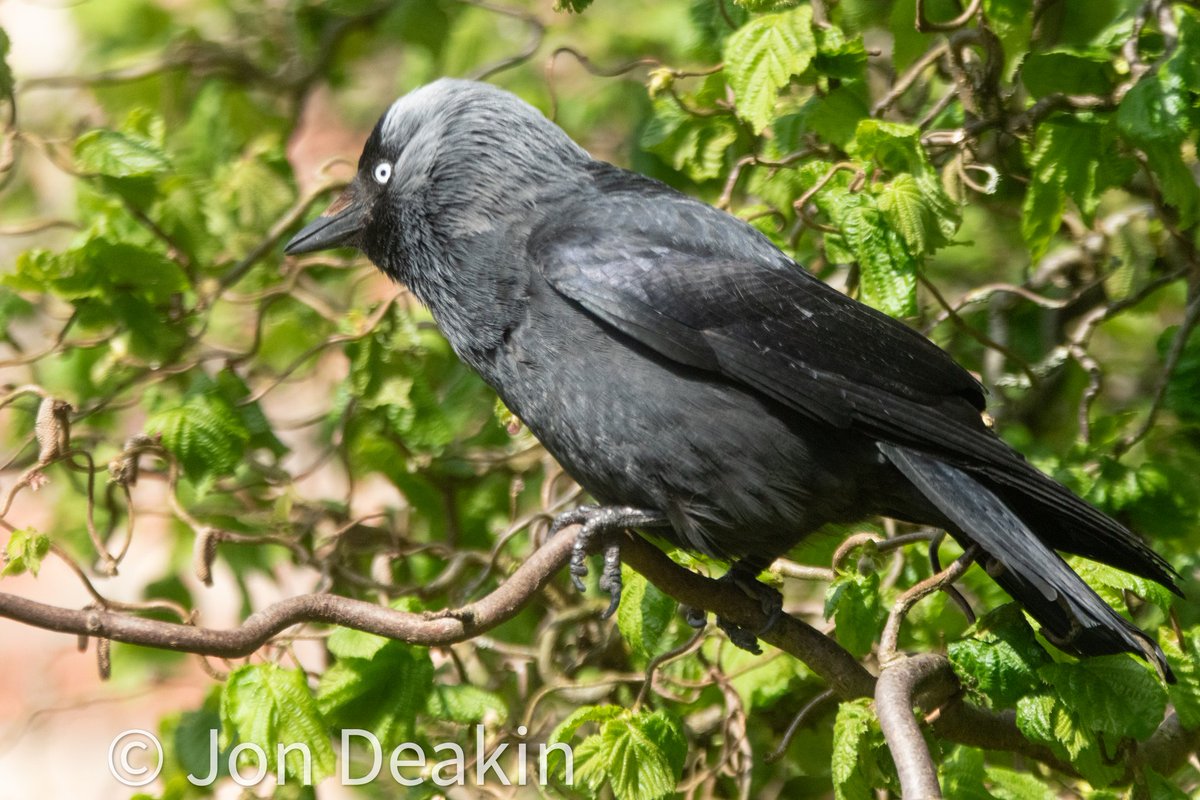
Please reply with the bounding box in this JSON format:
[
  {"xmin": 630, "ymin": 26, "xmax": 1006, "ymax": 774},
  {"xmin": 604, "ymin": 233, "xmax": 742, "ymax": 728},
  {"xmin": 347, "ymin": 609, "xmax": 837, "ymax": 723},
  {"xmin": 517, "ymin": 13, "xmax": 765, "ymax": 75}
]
[{"xmin": 488, "ymin": 306, "xmax": 670, "ymax": 505}]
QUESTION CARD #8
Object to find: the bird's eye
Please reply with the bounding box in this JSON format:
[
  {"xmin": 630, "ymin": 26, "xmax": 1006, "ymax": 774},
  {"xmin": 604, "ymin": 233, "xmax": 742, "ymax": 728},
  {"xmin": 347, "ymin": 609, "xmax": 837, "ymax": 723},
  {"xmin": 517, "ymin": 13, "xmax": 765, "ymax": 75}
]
[{"xmin": 372, "ymin": 162, "xmax": 392, "ymax": 185}]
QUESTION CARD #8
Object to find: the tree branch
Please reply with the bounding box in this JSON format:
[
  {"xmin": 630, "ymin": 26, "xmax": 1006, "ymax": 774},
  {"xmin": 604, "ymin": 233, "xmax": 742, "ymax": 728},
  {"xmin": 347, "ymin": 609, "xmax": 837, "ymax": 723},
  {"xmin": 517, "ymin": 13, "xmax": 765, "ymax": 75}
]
[
  {"xmin": 876, "ymin": 653, "xmax": 946, "ymax": 799},
  {"xmin": 0, "ymin": 528, "xmax": 1190, "ymax": 783}
]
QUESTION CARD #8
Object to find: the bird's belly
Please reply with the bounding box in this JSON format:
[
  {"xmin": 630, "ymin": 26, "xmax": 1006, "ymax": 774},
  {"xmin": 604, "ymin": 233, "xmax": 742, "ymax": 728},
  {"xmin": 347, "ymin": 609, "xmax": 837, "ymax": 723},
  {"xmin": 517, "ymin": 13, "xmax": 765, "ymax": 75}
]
[{"xmin": 489, "ymin": 316, "xmax": 894, "ymax": 561}]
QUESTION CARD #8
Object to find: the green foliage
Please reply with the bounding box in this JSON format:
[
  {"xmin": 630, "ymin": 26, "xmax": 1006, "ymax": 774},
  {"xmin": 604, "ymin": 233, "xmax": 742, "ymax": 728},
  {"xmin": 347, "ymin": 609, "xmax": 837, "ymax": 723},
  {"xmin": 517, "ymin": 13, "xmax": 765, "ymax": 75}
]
[
  {"xmin": 948, "ymin": 603, "xmax": 1052, "ymax": 707},
  {"xmin": 825, "ymin": 570, "xmax": 886, "ymax": 657},
  {"xmin": 552, "ymin": 706, "xmax": 687, "ymax": 800},
  {"xmin": 2, "ymin": 0, "xmax": 1198, "ymax": 798},
  {"xmin": 0, "ymin": 28, "xmax": 12, "ymax": 101},
  {"xmin": 641, "ymin": 93, "xmax": 739, "ymax": 182},
  {"xmin": 617, "ymin": 565, "xmax": 680, "ymax": 661},
  {"xmin": 317, "ymin": 624, "xmax": 436, "ymax": 742},
  {"xmin": 1162, "ymin": 628, "xmax": 1200, "ymax": 729},
  {"xmin": 75, "ymin": 128, "xmax": 171, "ymax": 178},
  {"xmin": 1115, "ymin": 7, "xmax": 1200, "ymax": 228},
  {"xmin": 425, "ymin": 684, "xmax": 508, "ymax": 724},
  {"xmin": 146, "ymin": 394, "xmax": 250, "ymax": 489},
  {"xmin": 1, "ymin": 528, "xmax": 50, "ymax": 577},
  {"xmin": 831, "ymin": 698, "xmax": 895, "ymax": 799},
  {"xmin": 1039, "ymin": 656, "xmax": 1167, "ymax": 741},
  {"xmin": 1021, "ymin": 117, "xmax": 1131, "ymax": 260},
  {"xmin": 721, "ymin": 642, "xmax": 810, "ymax": 710},
  {"xmin": 220, "ymin": 664, "xmax": 336, "ymax": 784},
  {"xmin": 722, "ymin": 5, "xmax": 816, "ymax": 134},
  {"xmin": 1013, "ymin": 656, "xmax": 1167, "ymax": 787}
]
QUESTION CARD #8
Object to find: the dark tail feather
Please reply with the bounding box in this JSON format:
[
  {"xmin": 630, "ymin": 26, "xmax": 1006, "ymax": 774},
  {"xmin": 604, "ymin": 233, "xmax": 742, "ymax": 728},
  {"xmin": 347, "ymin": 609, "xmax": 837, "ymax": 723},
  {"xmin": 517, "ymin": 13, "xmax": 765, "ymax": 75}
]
[
  {"xmin": 879, "ymin": 443, "xmax": 1174, "ymax": 683},
  {"xmin": 979, "ymin": 461, "xmax": 1181, "ymax": 593}
]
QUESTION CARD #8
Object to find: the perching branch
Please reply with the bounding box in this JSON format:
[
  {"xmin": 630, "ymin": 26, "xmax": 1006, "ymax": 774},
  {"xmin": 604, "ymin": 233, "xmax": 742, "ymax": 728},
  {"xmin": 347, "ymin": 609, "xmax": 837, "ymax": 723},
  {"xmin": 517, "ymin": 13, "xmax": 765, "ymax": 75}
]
[
  {"xmin": 876, "ymin": 653, "xmax": 947, "ymax": 799},
  {"xmin": 0, "ymin": 524, "xmax": 1188, "ymax": 782}
]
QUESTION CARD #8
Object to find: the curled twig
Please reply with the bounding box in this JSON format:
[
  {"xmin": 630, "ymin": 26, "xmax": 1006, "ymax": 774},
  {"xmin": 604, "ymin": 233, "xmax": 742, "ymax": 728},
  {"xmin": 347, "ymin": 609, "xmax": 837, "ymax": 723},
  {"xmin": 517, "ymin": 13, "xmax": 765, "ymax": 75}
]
[
  {"xmin": 880, "ymin": 545, "xmax": 978, "ymax": 664},
  {"xmin": 915, "ymin": 0, "xmax": 981, "ymax": 32}
]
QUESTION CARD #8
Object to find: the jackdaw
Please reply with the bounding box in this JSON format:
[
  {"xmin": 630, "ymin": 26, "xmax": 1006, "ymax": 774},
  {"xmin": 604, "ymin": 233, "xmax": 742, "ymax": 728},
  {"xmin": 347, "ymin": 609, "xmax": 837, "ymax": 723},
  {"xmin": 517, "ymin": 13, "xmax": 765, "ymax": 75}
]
[{"xmin": 285, "ymin": 79, "xmax": 1179, "ymax": 679}]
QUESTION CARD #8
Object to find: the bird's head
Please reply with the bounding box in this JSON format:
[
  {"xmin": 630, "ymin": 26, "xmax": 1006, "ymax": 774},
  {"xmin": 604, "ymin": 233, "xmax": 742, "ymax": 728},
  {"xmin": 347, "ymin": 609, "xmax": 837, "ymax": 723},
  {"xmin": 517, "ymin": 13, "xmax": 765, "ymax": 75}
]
[{"xmin": 283, "ymin": 79, "xmax": 587, "ymax": 273}]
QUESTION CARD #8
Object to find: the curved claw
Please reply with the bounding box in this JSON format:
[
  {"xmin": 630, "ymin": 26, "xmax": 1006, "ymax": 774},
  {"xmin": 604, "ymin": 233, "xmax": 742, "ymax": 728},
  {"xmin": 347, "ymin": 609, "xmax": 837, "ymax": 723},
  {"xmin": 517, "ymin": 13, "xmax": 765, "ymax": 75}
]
[
  {"xmin": 712, "ymin": 559, "xmax": 784, "ymax": 654},
  {"xmin": 597, "ymin": 543, "xmax": 623, "ymax": 619},
  {"xmin": 684, "ymin": 605, "xmax": 708, "ymax": 629},
  {"xmin": 718, "ymin": 618, "xmax": 763, "ymax": 654},
  {"xmin": 547, "ymin": 505, "xmax": 668, "ymax": 617}
]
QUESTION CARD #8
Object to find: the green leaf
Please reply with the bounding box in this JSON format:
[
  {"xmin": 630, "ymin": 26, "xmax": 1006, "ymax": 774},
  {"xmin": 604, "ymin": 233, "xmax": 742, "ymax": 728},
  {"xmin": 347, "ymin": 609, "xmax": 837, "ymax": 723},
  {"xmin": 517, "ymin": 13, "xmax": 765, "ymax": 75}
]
[
  {"xmin": 173, "ymin": 703, "xmax": 230, "ymax": 785},
  {"xmin": 803, "ymin": 87, "xmax": 870, "ymax": 150},
  {"xmin": 617, "ymin": 565, "xmax": 678, "ymax": 662},
  {"xmin": 1021, "ymin": 117, "xmax": 1131, "ymax": 260},
  {"xmin": 88, "ymin": 239, "xmax": 189, "ymax": 301},
  {"xmin": 640, "ymin": 97, "xmax": 739, "ymax": 182},
  {"xmin": 814, "ymin": 25, "xmax": 868, "ymax": 80},
  {"xmin": 1117, "ymin": 73, "xmax": 1190, "ymax": 147},
  {"xmin": 982, "ymin": 0, "xmax": 1033, "ymax": 76},
  {"xmin": 1015, "ymin": 693, "xmax": 1090, "ymax": 760},
  {"xmin": 317, "ymin": 637, "xmax": 434, "ymax": 743},
  {"xmin": 1140, "ymin": 141, "xmax": 1200, "ymax": 229},
  {"xmin": 939, "ymin": 746, "xmax": 992, "ymax": 800},
  {"xmin": 566, "ymin": 708, "xmax": 685, "ymax": 800},
  {"xmin": 948, "ymin": 603, "xmax": 1052, "ymax": 707},
  {"xmin": 75, "ymin": 129, "xmax": 171, "ymax": 178},
  {"xmin": 0, "ymin": 27, "xmax": 13, "ymax": 100},
  {"xmin": 146, "ymin": 394, "xmax": 250, "ymax": 488},
  {"xmin": 842, "ymin": 196, "xmax": 918, "ymax": 317},
  {"xmin": 214, "ymin": 368, "xmax": 289, "ymax": 458},
  {"xmin": 327, "ymin": 626, "xmax": 392, "ymax": 660},
  {"xmin": 1169, "ymin": 6, "xmax": 1200, "ymax": 88},
  {"xmin": 849, "ymin": 119, "xmax": 924, "ymax": 174},
  {"xmin": 425, "ymin": 684, "xmax": 508, "ymax": 724},
  {"xmin": 549, "ymin": 704, "xmax": 625, "ymax": 748},
  {"xmin": 554, "ymin": 0, "xmax": 593, "ymax": 11},
  {"xmin": 1015, "ymin": 693, "xmax": 1127, "ymax": 787},
  {"xmin": 1038, "ymin": 655, "xmax": 1167, "ymax": 741},
  {"xmin": 0, "ymin": 290, "xmax": 33, "ymax": 335},
  {"xmin": 1, "ymin": 528, "xmax": 51, "ymax": 578},
  {"xmin": 1163, "ymin": 324, "xmax": 1200, "ymax": 427},
  {"xmin": 1116, "ymin": 58, "xmax": 1199, "ymax": 227},
  {"xmin": 1069, "ymin": 557, "xmax": 1175, "ymax": 617},
  {"xmin": 4, "ymin": 238, "xmax": 187, "ymax": 306},
  {"xmin": 877, "ymin": 173, "xmax": 956, "ymax": 255},
  {"xmin": 846, "ymin": 118, "xmax": 960, "ymax": 274},
  {"xmin": 824, "ymin": 571, "xmax": 886, "ymax": 657},
  {"xmin": 1162, "ymin": 627, "xmax": 1200, "ymax": 728},
  {"xmin": 1022, "ymin": 50, "xmax": 1116, "ymax": 99},
  {"xmin": 984, "ymin": 765, "xmax": 1057, "ymax": 800},
  {"xmin": 723, "ymin": 645, "xmax": 808, "ymax": 710},
  {"xmin": 831, "ymin": 698, "xmax": 881, "ymax": 800},
  {"xmin": 220, "ymin": 664, "xmax": 335, "ymax": 784},
  {"xmin": 723, "ymin": 5, "xmax": 816, "ymax": 134},
  {"xmin": 687, "ymin": 0, "xmax": 750, "ymax": 61},
  {"xmin": 1140, "ymin": 767, "xmax": 1192, "ymax": 800}
]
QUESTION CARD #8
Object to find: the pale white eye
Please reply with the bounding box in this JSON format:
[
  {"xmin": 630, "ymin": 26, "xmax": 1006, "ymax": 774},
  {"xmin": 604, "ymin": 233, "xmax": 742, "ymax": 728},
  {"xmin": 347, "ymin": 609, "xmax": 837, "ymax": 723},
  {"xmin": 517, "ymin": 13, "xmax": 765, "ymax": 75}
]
[{"xmin": 372, "ymin": 161, "xmax": 392, "ymax": 184}]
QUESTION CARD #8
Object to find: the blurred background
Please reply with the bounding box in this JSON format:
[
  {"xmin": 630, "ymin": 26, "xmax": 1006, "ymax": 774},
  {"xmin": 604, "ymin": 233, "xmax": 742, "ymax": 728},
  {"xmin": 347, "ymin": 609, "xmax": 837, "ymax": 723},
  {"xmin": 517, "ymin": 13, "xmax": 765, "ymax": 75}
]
[{"xmin": 0, "ymin": 0, "xmax": 1197, "ymax": 797}]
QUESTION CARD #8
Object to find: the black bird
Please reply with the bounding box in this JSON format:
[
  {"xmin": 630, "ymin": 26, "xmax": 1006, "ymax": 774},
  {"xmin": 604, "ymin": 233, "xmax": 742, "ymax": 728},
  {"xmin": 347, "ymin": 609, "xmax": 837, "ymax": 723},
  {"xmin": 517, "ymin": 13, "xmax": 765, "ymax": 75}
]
[{"xmin": 285, "ymin": 79, "xmax": 1180, "ymax": 679}]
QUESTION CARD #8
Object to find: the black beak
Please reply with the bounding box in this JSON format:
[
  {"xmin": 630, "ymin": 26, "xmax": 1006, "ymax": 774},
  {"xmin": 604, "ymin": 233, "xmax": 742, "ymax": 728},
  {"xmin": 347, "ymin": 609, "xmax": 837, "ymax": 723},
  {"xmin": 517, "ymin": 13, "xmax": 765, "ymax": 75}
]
[{"xmin": 284, "ymin": 185, "xmax": 366, "ymax": 255}]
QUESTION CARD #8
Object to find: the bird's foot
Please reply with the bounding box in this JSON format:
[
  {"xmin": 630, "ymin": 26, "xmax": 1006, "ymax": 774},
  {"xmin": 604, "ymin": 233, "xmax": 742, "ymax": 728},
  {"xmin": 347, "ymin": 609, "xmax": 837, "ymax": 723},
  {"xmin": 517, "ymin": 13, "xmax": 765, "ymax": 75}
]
[
  {"xmin": 686, "ymin": 561, "xmax": 783, "ymax": 655},
  {"xmin": 549, "ymin": 505, "xmax": 668, "ymax": 619}
]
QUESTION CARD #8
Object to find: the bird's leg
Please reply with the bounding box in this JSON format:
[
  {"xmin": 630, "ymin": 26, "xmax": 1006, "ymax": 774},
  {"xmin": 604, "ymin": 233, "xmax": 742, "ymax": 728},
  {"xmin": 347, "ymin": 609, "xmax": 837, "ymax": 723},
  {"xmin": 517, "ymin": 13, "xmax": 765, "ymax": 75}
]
[
  {"xmin": 686, "ymin": 557, "xmax": 783, "ymax": 655},
  {"xmin": 549, "ymin": 505, "xmax": 669, "ymax": 619}
]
